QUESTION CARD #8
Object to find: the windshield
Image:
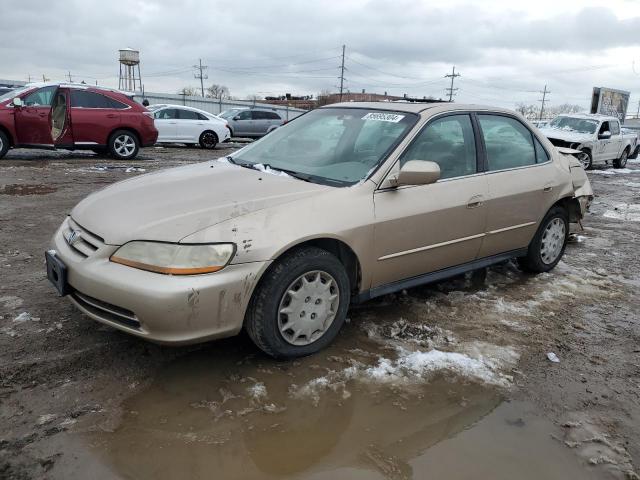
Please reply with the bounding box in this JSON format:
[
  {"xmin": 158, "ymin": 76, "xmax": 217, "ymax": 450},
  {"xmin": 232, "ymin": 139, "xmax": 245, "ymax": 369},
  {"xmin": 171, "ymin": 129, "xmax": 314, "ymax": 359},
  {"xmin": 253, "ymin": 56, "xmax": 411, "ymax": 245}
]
[
  {"xmin": 549, "ymin": 116, "xmax": 598, "ymax": 134},
  {"xmin": 232, "ymin": 108, "xmax": 418, "ymax": 186},
  {"xmin": 0, "ymin": 86, "xmax": 32, "ymax": 103},
  {"xmin": 219, "ymin": 109, "xmax": 243, "ymax": 120}
]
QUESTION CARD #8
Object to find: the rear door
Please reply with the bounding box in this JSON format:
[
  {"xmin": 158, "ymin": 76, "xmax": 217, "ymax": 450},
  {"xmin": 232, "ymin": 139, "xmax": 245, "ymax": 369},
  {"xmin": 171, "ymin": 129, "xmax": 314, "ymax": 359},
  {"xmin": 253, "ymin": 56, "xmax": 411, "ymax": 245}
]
[
  {"xmin": 154, "ymin": 108, "xmax": 179, "ymax": 142},
  {"xmin": 69, "ymin": 90, "xmax": 121, "ymax": 145},
  {"xmin": 175, "ymin": 109, "xmax": 205, "ymax": 142},
  {"xmin": 14, "ymin": 86, "xmax": 57, "ymax": 145},
  {"xmin": 372, "ymin": 113, "xmax": 489, "ymax": 287},
  {"xmin": 609, "ymin": 120, "xmax": 623, "ymax": 158},
  {"xmin": 476, "ymin": 114, "xmax": 558, "ymax": 258},
  {"xmin": 252, "ymin": 110, "xmax": 272, "ymax": 135}
]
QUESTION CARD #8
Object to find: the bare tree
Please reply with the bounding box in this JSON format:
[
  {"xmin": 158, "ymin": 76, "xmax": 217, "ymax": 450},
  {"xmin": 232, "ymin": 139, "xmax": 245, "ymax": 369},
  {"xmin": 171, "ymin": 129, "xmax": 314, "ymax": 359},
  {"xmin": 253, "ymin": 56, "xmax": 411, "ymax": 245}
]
[
  {"xmin": 206, "ymin": 84, "xmax": 230, "ymax": 99},
  {"xmin": 178, "ymin": 86, "xmax": 198, "ymax": 96},
  {"xmin": 516, "ymin": 102, "xmax": 585, "ymax": 120},
  {"xmin": 316, "ymin": 89, "xmax": 333, "ymax": 107}
]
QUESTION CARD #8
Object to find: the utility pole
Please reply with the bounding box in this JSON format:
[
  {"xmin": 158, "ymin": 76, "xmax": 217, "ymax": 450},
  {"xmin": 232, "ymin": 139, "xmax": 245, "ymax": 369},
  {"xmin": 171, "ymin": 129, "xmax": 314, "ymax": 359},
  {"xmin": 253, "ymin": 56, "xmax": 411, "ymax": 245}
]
[
  {"xmin": 444, "ymin": 66, "xmax": 461, "ymax": 102},
  {"xmin": 42, "ymin": 74, "xmax": 49, "ymax": 82},
  {"xmin": 339, "ymin": 44, "xmax": 346, "ymax": 102},
  {"xmin": 538, "ymin": 85, "xmax": 550, "ymax": 121},
  {"xmin": 66, "ymin": 71, "xmax": 72, "ymax": 82},
  {"xmin": 193, "ymin": 59, "xmax": 208, "ymax": 97}
]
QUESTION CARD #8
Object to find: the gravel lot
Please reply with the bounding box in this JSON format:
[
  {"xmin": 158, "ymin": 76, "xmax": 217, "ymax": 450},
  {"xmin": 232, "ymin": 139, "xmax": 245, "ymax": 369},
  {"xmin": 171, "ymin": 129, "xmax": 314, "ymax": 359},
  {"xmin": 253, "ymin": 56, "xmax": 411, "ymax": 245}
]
[{"xmin": 1, "ymin": 146, "xmax": 639, "ymax": 479}]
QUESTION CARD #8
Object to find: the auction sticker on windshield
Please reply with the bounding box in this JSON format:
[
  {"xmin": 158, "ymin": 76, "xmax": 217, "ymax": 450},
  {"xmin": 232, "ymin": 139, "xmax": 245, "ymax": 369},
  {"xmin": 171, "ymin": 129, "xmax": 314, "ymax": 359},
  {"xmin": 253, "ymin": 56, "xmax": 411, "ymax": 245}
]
[{"xmin": 362, "ymin": 112, "xmax": 405, "ymax": 123}]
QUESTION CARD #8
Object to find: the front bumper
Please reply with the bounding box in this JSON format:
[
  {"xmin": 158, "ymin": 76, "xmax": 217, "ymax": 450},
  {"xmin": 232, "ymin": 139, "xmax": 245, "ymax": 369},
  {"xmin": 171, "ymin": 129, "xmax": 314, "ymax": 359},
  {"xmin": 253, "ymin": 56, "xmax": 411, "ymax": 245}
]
[{"xmin": 51, "ymin": 219, "xmax": 269, "ymax": 345}]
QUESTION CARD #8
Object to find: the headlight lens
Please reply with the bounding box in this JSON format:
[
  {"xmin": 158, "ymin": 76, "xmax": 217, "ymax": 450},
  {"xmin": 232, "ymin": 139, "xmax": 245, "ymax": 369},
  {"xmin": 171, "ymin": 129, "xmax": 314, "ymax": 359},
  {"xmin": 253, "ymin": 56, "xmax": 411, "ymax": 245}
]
[{"xmin": 110, "ymin": 241, "xmax": 235, "ymax": 275}]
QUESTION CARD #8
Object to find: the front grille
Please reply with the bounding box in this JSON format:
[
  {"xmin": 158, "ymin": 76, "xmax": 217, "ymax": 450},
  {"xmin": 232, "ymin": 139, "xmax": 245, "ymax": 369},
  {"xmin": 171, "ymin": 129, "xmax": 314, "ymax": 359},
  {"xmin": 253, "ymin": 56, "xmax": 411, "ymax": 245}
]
[
  {"xmin": 65, "ymin": 218, "xmax": 105, "ymax": 258},
  {"xmin": 71, "ymin": 290, "xmax": 140, "ymax": 330},
  {"xmin": 548, "ymin": 138, "xmax": 573, "ymax": 149}
]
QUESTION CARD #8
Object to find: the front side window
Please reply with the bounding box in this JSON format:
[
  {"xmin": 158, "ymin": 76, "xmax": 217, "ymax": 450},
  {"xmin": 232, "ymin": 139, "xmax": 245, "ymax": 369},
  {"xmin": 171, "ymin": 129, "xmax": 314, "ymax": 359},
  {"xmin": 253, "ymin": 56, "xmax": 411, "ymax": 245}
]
[
  {"xmin": 70, "ymin": 90, "xmax": 114, "ymax": 109},
  {"xmin": 237, "ymin": 110, "xmax": 252, "ymax": 120},
  {"xmin": 534, "ymin": 137, "xmax": 550, "ymax": 163},
  {"xmin": 610, "ymin": 121, "xmax": 620, "ymax": 135},
  {"xmin": 599, "ymin": 121, "xmax": 610, "ymax": 135},
  {"xmin": 233, "ymin": 108, "xmax": 418, "ymax": 185},
  {"xmin": 23, "ymin": 86, "xmax": 56, "ymax": 107},
  {"xmin": 400, "ymin": 114, "xmax": 477, "ymax": 180},
  {"xmin": 478, "ymin": 115, "xmax": 536, "ymax": 171},
  {"xmin": 155, "ymin": 109, "xmax": 178, "ymax": 120}
]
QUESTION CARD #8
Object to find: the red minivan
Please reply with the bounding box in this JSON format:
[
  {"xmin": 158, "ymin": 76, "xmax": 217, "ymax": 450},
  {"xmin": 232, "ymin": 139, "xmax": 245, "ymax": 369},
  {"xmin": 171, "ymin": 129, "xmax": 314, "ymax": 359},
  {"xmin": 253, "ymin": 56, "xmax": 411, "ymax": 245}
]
[{"xmin": 0, "ymin": 83, "xmax": 158, "ymax": 160}]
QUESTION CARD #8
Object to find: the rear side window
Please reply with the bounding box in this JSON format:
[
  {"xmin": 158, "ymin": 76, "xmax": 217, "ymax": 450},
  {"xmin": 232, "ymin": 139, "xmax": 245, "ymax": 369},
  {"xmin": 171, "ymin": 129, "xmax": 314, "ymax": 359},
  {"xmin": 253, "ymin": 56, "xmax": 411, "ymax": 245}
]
[
  {"xmin": 534, "ymin": 138, "xmax": 550, "ymax": 163},
  {"xmin": 253, "ymin": 111, "xmax": 269, "ymax": 120},
  {"xmin": 107, "ymin": 97, "xmax": 129, "ymax": 109},
  {"xmin": 71, "ymin": 91, "xmax": 115, "ymax": 109},
  {"xmin": 478, "ymin": 115, "xmax": 536, "ymax": 171},
  {"xmin": 266, "ymin": 111, "xmax": 281, "ymax": 120},
  {"xmin": 23, "ymin": 86, "xmax": 56, "ymax": 107},
  {"xmin": 178, "ymin": 109, "xmax": 200, "ymax": 120},
  {"xmin": 400, "ymin": 114, "xmax": 477, "ymax": 180}
]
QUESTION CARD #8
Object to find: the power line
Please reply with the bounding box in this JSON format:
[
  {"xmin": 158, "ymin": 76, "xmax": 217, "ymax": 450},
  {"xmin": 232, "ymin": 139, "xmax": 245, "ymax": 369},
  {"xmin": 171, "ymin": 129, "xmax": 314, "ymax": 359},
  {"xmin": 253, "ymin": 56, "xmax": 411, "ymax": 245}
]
[
  {"xmin": 539, "ymin": 85, "xmax": 550, "ymax": 120},
  {"xmin": 445, "ymin": 66, "xmax": 461, "ymax": 102},
  {"xmin": 193, "ymin": 59, "xmax": 208, "ymax": 97}
]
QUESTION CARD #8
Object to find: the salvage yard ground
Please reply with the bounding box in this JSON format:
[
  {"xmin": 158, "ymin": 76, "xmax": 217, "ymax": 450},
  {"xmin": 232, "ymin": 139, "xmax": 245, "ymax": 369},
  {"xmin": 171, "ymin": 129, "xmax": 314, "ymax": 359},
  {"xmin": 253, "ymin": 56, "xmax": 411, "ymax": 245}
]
[{"xmin": 1, "ymin": 147, "xmax": 639, "ymax": 479}]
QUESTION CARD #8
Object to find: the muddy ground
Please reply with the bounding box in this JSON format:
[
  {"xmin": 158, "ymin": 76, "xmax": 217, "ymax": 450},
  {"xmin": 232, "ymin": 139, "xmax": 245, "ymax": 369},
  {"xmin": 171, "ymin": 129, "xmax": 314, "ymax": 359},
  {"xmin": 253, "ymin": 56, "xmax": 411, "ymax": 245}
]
[{"xmin": 1, "ymin": 145, "xmax": 639, "ymax": 479}]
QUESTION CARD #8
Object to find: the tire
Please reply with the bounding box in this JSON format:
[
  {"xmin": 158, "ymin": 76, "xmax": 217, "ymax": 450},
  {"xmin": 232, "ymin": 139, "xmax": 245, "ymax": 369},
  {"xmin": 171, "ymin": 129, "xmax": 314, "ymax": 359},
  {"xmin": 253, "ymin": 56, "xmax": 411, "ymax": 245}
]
[
  {"xmin": 579, "ymin": 148, "xmax": 592, "ymax": 170},
  {"xmin": 199, "ymin": 131, "xmax": 218, "ymax": 149},
  {"xmin": 108, "ymin": 130, "xmax": 139, "ymax": 160},
  {"xmin": 518, "ymin": 205, "xmax": 569, "ymax": 273},
  {"xmin": 0, "ymin": 130, "xmax": 9, "ymax": 159},
  {"xmin": 245, "ymin": 246, "xmax": 350, "ymax": 359},
  {"xmin": 613, "ymin": 148, "xmax": 629, "ymax": 169}
]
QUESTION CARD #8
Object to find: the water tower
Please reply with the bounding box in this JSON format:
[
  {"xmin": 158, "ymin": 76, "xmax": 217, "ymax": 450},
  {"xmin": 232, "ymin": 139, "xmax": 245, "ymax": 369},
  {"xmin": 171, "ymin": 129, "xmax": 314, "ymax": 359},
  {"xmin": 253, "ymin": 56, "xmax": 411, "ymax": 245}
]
[{"xmin": 118, "ymin": 48, "xmax": 142, "ymax": 92}]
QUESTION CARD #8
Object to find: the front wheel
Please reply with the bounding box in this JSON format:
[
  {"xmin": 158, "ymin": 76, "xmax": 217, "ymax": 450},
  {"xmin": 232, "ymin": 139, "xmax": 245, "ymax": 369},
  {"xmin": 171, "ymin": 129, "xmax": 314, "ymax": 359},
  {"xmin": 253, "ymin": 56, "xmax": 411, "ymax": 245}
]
[
  {"xmin": 108, "ymin": 130, "xmax": 139, "ymax": 160},
  {"xmin": 518, "ymin": 206, "xmax": 569, "ymax": 273},
  {"xmin": 245, "ymin": 247, "xmax": 350, "ymax": 358},
  {"xmin": 0, "ymin": 130, "xmax": 9, "ymax": 159},
  {"xmin": 199, "ymin": 131, "xmax": 218, "ymax": 149},
  {"xmin": 613, "ymin": 148, "xmax": 628, "ymax": 169},
  {"xmin": 579, "ymin": 149, "xmax": 592, "ymax": 170}
]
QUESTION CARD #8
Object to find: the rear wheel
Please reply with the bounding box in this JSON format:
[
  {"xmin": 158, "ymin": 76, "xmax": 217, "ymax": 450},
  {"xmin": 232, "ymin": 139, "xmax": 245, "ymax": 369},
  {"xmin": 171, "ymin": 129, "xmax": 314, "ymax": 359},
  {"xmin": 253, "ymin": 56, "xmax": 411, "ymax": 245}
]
[
  {"xmin": 613, "ymin": 148, "xmax": 629, "ymax": 169},
  {"xmin": 245, "ymin": 247, "xmax": 350, "ymax": 358},
  {"xmin": 518, "ymin": 206, "xmax": 569, "ymax": 273},
  {"xmin": 0, "ymin": 131, "xmax": 9, "ymax": 159},
  {"xmin": 199, "ymin": 131, "xmax": 218, "ymax": 149},
  {"xmin": 108, "ymin": 130, "xmax": 139, "ymax": 160}
]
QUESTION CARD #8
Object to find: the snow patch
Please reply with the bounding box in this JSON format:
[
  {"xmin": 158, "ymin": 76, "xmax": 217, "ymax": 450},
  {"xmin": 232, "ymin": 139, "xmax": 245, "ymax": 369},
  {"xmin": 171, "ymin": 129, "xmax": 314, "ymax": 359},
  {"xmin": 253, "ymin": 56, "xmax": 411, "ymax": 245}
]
[
  {"xmin": 603, "ymin": 203, "xmax": 640, "ymax": 222},
  {"xmin": 247, "ymin": 382, "xmax": 267, "ymax": 401}
]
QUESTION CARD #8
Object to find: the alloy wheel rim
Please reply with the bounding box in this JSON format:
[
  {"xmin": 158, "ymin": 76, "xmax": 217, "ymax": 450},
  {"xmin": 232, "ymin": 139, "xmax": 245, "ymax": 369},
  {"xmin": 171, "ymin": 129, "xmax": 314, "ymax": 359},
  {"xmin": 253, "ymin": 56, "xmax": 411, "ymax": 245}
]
[
  {"xmin": 540, "ymin": 217, "xmax": 565, "ymax": 264},
  {"xmin": 114, "ymin": 135, "xmax": 135, "ymax": 157},
  {"xmin": 579, "ymin": 152, "xmax": 590, "ymax": 169},
  {"xmin": 0, "ymin": 137, "xmax": 3, "ymax": 151},
  {"xmin": 620, "ymin": 151, "xmax": 628, "ymax": 167},
  {"xmin": 202, "ymin": 133, "xmax": 216, "ymax": 148},
  {"xmin": 277, "ymin": 270, "xmax": 339, "ymax": 346}
]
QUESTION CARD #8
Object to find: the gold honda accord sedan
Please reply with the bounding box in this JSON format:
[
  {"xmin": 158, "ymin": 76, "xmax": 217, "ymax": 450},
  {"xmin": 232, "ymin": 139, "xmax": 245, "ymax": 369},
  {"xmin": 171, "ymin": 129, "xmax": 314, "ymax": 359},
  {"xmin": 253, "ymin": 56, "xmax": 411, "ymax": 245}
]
[{"xmin": 46, "ymin": 102, "xmax": 593, "ymax": 358}]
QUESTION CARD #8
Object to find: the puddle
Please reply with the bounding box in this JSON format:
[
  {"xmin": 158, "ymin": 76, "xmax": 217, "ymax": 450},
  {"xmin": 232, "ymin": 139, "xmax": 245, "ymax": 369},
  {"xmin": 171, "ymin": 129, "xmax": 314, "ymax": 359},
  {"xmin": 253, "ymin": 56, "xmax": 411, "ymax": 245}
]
[
  {"xmin": 74, "ymin": 344, "xmax": 598, "ymax": 480},
  {"xmin": 0, "ymin": 183, "xmax": 57, "ymax": 195}
]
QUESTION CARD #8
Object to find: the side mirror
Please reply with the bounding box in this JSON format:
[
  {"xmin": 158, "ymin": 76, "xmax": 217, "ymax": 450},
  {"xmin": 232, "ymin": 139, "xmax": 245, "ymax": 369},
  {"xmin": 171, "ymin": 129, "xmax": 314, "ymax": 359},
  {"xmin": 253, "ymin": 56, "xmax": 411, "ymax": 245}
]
[
  {"xmin": 599, "ymin": 131, "xmax": 612, "ymax": 140},
  {"xmin": 393, "ymin": 160, "xmax": 441, "ymax": 187},
  {"xmin": 11, "ymin": 97, "xmax": 23, "ymax": 108}
]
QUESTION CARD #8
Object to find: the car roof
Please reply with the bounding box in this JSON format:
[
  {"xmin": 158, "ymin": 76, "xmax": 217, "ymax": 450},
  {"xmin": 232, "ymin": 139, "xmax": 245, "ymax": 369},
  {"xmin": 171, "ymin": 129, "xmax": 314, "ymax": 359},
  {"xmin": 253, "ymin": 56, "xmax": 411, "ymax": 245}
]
[
  {"xmin": 150, "ymin": 104, "xmax": 215, "ymax": 115},
  {"xmin": 23, "ymin": 81, "xmax": 133, "ymax": 96},
  {"xmin": 319, "ymin": 101, "xmax": 519, "ymax": 117}
]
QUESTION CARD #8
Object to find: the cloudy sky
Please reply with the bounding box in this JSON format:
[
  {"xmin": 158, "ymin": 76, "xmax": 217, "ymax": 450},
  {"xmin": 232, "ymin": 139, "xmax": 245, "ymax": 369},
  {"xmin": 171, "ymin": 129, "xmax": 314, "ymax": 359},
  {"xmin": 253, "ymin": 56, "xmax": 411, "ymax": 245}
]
[{"xmin": 3, "ymin": 0, "xmax": 640, "ymax": 110}]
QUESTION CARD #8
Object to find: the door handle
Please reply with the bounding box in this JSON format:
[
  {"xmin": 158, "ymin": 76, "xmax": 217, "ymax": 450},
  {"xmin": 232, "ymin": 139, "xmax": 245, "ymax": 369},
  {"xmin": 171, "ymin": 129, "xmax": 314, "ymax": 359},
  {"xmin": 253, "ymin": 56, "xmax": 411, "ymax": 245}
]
[
  {"xmin": 543, "ymin": 183, "xmax": 554, "ymax": 193},
  {"xmin": 39, "ymin": 112, "xmax": 47, "ymax": 117},
  {"xmin": 467, "ymin": 195, "xmax": 484, "ymax": 209},
  {"xmin": 107, "ymin": 114, "xmax": 117, "ymax": 118}
]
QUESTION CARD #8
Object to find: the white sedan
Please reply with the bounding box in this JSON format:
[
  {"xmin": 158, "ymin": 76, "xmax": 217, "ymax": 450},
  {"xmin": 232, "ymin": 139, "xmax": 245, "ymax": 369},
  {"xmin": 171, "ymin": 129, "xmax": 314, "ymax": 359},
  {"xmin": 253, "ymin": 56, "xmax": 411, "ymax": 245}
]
[{"xmin": 148, "ymin": 104, "xmax": 230, "ymax": 149}]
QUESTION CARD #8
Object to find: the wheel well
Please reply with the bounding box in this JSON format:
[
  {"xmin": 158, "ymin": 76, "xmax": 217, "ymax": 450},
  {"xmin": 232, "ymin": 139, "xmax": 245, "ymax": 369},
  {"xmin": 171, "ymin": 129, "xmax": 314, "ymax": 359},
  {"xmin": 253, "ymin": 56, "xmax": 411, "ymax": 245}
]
[
  {"xmin": 108, "ymin": 127, "xmax": 140, "ymax": 145},
  {"xmin": 0, "ymin": 125, "xmax": 14, "ymax": 146},
  {"xmin": 274, "ymin": 238, "xmax": 362, "ymax": 295},
  {"xmin": 200, "ymin": 130, "xmax": 219, "ymax": 140},
  {"xmin": 554, "ymin": 197, "xmax": 582, "ymax": 223}
]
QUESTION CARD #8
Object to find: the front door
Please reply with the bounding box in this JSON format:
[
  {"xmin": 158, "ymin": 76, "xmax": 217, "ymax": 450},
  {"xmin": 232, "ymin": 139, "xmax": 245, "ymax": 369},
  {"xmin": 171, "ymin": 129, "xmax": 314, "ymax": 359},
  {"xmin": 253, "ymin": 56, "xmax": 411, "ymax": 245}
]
[
  {"xmin": 50, "ymin": 89, "xmax": 73, "ymax": 146},
  {"xmin": 372, "ymin": 114, "xmax": 488, "ymax": 288},
  {"xmin": 14, "ymin": 85, "xmax": 57, "ymax": 145},
  {"xmin": 154, "ymin": 108, "xmax": 179, "ymax": 142},
  {"xmin": 476, "ymin": 114, "xmax": 558, "ymax": 258},
  {"xmin": 233, "ymin": 110, "xmax": 255, "ymax": 136}
]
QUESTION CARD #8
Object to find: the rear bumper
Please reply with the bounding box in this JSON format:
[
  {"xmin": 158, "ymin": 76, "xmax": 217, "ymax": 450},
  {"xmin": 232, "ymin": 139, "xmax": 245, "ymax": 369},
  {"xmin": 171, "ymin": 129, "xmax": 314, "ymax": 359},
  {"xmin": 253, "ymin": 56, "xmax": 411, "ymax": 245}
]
[{"xmin": 51, "ymin": 219, "xmax": 269, "ymax": 345}]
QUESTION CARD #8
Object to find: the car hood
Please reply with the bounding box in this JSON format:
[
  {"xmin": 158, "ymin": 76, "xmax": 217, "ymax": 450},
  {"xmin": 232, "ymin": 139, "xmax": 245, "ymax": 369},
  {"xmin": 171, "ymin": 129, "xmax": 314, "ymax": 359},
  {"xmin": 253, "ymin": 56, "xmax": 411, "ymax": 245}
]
[
  {"xmin": 539, "ymin": 127, "xmax": 592, "ymax": 143},
  {"xmin": 71, "ymin": 161, "xmax": 330, "ymax": 245}
]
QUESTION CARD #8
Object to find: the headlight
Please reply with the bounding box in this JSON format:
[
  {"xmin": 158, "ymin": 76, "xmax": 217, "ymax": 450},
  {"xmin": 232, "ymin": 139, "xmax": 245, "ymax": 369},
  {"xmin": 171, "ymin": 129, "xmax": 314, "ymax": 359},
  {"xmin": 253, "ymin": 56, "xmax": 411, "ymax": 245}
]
[{"xmin": 110, "ymin": 241, "xmax": 235, "ymax": 275}]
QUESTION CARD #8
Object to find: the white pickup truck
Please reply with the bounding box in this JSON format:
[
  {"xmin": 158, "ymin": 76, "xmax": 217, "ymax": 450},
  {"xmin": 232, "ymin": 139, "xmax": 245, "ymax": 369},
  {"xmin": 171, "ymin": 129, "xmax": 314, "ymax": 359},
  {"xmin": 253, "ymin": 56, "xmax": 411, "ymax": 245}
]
[{"xmin": 539, "ymin": 114, "xmax": 639, "ymax": 170}]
